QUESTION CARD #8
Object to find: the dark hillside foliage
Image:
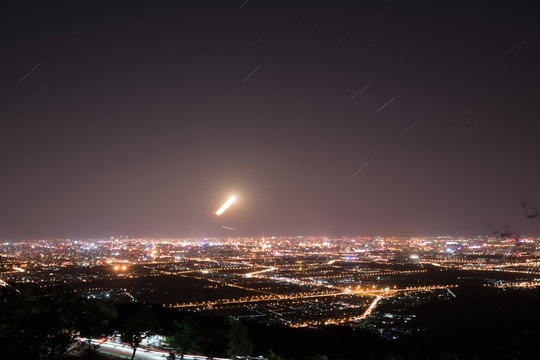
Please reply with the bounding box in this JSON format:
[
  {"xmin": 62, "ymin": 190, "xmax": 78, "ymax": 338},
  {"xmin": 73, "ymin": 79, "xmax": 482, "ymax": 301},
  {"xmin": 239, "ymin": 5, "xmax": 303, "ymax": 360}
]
[{"xmin": 1, "ymin": 285, "xmax": 539, "ymax": 359}]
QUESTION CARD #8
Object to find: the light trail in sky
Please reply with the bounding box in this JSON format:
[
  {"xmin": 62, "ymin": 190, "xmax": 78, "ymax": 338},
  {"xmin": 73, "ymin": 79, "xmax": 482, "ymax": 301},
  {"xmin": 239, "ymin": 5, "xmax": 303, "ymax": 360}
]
[{"xmin": 216, "ymin": 196, "xmax": 237, "ymax": 215}]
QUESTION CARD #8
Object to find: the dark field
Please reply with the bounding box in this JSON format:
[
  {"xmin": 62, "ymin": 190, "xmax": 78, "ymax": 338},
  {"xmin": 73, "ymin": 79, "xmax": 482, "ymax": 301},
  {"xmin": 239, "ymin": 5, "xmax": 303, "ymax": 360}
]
[{"xmin": 71, "ymin": 274, "xmax": 256, "ymax": 304}]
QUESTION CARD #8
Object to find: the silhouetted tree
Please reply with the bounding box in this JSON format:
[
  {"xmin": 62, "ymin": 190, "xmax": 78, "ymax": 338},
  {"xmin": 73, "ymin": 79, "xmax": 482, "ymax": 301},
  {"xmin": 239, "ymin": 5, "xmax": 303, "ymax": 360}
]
[
  {"xmin": 521, "ymin": 201, "xmax": 539, "ymax": 219},
  {"xmin": 307, "ymin": 355, "xmax": 330, "ymax": 360},
  {"xmin": 29, "ymin": 287, "xmax": 82, "ymax": 359},
  {"xmin": 168, "ymin": 315, "xmax": 204, "ymax": 360},
  {"xmin": 0, "ymin": 285, "xmax": 97, "ymax": 359},
  {"xmin": 490, "ymin": 224, "xmax": 520, "ymax": 240},
  {"xmin": 267, "ymin": 348, "xmax": 282, "ymax": 360},
  {"xmin": 117, "ymin": 305, "xmax": 161, "ymax": 360},
  {"xmin": 226, "ymin": 318, "xmax": 253, "ymax": 359}
]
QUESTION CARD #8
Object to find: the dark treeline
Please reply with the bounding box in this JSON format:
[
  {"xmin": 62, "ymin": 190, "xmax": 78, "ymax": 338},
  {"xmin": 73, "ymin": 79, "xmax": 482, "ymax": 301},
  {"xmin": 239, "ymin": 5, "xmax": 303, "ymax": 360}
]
[{"xmin": 1, "ymin": 284, "xmax": 539, "ymax": 360}]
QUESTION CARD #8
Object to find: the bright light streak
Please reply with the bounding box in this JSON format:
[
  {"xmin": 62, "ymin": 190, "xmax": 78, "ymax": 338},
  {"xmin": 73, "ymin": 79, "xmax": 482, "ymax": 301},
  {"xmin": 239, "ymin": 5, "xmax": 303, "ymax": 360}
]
[
  {"xmin": 0, "ymin": 279, "xmax": 21, "ymax": 293},
  {"xmin": 245, "ymin": 267, "xmax": 276, "ymax": 278},
  {"xmin": 357, "ymin": 296, "xmax": 381, "ymax": 320},
  {"xmin": 216, "ymin": 196, "xmax": 236, "ymax": 216}
]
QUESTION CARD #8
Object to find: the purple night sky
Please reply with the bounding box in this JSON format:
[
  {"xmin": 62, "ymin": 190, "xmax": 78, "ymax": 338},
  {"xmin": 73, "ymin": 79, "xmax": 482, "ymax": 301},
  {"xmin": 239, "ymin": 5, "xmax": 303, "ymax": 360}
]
[{"xmin": 1, "ymin": 1, "xmax": 539, "ymax": 239}]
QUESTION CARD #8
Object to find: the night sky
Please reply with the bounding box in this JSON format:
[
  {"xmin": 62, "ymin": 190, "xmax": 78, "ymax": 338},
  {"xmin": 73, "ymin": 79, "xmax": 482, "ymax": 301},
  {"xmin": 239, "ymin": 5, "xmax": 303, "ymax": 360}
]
[{"xmin": 1, "ymin": 1, "xmax": 539, "ymax": 239}]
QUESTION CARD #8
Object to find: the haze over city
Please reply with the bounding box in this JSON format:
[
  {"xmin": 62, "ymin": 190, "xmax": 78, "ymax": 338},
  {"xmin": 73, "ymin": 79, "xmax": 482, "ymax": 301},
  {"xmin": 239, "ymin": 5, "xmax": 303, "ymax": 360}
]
[{"xmin": 1, "ymin": 0, "xmax": 539, "ymax": 240}]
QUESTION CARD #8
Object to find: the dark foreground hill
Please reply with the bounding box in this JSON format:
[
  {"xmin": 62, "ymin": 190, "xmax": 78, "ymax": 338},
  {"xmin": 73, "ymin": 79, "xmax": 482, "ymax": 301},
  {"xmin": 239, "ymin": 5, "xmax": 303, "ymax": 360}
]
[{"xmin": 1, "ymin": 285, "xmax": 539, "ymax": 360}]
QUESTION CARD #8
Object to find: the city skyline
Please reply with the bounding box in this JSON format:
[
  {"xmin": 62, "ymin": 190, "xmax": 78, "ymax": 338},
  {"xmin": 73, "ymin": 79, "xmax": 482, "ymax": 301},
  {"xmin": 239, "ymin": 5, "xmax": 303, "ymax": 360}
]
[
  {"xmin": 1, "ymin": 1, "xmax": 540, "ymax": 240},
  {"xmin": 4, "ymin": 233, "xmax": 539, "ymax": 358},
  {"xmin": 2, "ymin": 234, "xmax": 539, "ymax": 327}
]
